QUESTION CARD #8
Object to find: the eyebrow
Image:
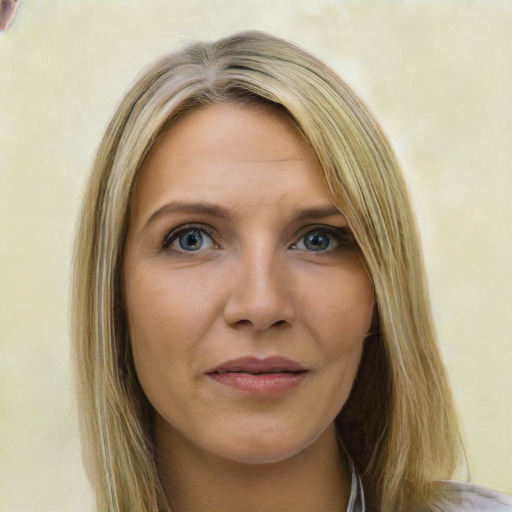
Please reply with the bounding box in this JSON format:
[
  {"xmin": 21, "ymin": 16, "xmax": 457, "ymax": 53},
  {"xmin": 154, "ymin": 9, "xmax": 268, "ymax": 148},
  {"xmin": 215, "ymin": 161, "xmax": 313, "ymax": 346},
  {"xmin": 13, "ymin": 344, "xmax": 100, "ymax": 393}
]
[
  {"xmin": 144, "ymin": 202, "xmax": 233, "ymax": 229},
  {"xmin": 142, "ymin": 201, "xmax": 344, "ymax": 231}
]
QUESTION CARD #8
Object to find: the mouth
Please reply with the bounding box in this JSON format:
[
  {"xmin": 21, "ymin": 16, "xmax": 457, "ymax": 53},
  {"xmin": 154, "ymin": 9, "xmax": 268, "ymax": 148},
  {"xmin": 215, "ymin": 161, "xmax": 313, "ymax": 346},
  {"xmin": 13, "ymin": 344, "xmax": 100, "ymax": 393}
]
[
  {"xmin": 207, "ymin": 355, "xmax": 307, "ymax": 374},
  {"xmin": 206, "ymin": 356, "xmax": 308, "ymax": 394},
  {"xmin": 210, "ymin": 369, "xmax": 306, "ymax": 375}
]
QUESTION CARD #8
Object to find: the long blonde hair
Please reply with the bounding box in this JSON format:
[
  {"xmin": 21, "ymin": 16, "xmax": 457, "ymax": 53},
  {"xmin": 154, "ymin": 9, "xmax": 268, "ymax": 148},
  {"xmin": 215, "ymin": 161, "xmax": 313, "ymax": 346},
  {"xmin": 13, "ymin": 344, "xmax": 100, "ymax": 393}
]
[{"xmin": 72, "ymin": 31, "xmax": 463, "ymax": 511}]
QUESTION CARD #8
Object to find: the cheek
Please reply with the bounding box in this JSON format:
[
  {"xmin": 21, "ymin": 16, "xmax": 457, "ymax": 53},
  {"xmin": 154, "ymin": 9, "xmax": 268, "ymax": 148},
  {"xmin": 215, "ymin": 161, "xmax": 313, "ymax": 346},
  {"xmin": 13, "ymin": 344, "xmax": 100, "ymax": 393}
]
[
  {"xmin": 300, "ymin": 261, "xmax": 374, "ymax": 349},
  {"xmin": 126, "ymin": 259, "xmax": 217, "ymax": 329},
  {"xmin": 123, "ymin": 261, "xmax": 227, "ymax": 431},
  {"xmin": 123, "ymin": 261, "xmax": 222, "ymax": 382},
  {"xmin": 298, "ymin": 260, "xmax": 374, "ymax": 400}
]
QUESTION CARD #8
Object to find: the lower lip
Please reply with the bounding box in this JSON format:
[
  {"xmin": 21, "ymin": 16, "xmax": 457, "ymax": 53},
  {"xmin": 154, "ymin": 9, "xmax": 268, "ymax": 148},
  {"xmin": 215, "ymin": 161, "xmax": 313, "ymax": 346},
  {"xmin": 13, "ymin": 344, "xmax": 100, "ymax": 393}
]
[{"xmin": 206, "ymin": 372, "xmax": 307, "ymax": 394}]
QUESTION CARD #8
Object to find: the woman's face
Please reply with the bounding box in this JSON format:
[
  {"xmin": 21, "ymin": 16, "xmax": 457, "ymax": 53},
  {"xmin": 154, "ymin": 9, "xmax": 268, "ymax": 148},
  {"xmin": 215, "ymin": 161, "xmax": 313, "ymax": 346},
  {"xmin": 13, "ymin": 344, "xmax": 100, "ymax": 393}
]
[{"xmin": 123, "ymin": 102, "xmax": 374, "ymax": 464}]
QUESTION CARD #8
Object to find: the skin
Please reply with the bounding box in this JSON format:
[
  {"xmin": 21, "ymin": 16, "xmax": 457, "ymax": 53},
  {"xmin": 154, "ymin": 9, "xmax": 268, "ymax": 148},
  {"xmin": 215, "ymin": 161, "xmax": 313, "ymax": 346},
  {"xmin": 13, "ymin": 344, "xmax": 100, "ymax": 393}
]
[{"xmin": 123, "ymin": 103, "xmax": 375, "ymax": 512}]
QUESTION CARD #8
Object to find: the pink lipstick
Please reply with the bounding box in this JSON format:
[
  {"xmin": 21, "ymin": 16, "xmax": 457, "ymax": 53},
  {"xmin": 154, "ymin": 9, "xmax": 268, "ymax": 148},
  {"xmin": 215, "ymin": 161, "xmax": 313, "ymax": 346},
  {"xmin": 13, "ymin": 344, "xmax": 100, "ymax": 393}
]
[{"xmin": 206, "ymin": 356, "xmax": 308, "ymax": 394}]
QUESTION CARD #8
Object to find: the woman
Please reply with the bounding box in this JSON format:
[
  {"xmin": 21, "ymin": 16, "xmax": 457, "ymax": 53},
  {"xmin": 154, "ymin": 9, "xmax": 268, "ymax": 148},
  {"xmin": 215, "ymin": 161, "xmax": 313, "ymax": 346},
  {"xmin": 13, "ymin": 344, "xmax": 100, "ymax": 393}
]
[{"xmin": 71, "ymin": 31, "xmax": 511, "ymax": 511}]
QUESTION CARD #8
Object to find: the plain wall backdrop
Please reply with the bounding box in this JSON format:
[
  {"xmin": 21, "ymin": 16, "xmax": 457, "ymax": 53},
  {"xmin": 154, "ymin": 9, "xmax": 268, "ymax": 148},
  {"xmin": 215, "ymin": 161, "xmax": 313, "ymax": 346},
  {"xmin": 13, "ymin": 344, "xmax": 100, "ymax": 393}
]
[{"xmin": 1, "ymin": 1, "xmax": 511, "ymax": 510}]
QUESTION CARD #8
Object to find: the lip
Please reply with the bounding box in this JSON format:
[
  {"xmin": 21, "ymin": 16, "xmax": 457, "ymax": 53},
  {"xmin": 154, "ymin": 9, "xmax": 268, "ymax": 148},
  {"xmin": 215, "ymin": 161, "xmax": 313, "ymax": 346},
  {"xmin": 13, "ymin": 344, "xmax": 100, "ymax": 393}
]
[
  {"xmin": 206, "ymin": 356, "xmax": 308, "ymax": 395},
  {"xmin": 207, "ymin": 356, "xmax": 307, "ymax": 374}
]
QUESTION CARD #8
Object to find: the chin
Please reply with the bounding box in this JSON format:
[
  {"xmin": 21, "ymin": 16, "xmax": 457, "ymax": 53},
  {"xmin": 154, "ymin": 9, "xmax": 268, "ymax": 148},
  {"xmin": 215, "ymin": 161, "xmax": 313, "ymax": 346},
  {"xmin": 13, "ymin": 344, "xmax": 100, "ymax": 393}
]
[
  {"xmin": 210, "ymin": 426, "xmax": 325, "ymax": 466},
  {"xmin": 219, "ymin": 444, "xmax": 304, "ymax": 465}
]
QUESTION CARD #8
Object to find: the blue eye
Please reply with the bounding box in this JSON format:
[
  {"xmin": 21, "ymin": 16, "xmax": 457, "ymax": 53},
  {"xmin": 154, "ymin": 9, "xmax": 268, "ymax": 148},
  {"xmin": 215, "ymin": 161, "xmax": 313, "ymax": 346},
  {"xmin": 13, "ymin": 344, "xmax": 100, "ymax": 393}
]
[
  {"xmin": 290, "ymin": 227, "xmax": 354, "ymax": 253},
  {"xmin": 303, "ymin": 230, "xmax": 331, "ymax": 251},
  {"xmin": 162, "ymin": 226, "xmax": 216, "ymax": 252}
]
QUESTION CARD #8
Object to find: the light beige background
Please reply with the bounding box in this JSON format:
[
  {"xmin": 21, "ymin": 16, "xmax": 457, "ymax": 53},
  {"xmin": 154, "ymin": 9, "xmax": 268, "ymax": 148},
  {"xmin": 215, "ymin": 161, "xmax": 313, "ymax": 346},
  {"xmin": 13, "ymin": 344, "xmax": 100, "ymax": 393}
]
[{"xmin": 1, "ymin": 1, "xmax": 511, "ymax": 510}]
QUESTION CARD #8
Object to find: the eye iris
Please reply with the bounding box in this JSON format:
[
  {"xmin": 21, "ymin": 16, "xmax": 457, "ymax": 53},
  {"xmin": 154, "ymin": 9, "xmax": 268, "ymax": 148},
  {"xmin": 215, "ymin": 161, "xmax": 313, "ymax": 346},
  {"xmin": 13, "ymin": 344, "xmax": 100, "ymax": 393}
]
[
  {"xmin": 179, "ymin": 230, "xmax": 203, "ymax": 251},
  {"xmin": 305, "ymin": 231, "xmax": 330, "ymax": 251}
]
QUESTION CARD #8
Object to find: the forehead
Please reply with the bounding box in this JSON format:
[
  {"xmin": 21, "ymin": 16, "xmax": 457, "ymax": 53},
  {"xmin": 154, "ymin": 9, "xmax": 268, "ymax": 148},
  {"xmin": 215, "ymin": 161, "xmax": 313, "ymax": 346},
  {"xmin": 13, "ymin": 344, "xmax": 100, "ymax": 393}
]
[
  {"xmin": 129, "ymin": 102, "xmax": 335, "ymax": 228},
  {"xmin": 147, "ymin": 101, "xmax": 315, "ymax": 168}
]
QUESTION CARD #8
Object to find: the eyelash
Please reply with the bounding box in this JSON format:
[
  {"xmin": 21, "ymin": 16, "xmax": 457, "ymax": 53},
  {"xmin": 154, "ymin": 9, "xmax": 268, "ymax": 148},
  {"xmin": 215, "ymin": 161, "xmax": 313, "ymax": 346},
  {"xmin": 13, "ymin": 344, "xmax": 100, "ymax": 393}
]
[
  {"xmin": 162, "ymin": 223, "xmax": 218, "ymax": 251},
  {"xmin": 289, "ymin": 226, "xmax": 355, "ymax": 253},
  {"xmin": 161, "ymin": 223, "xmax": 356, "ymax": 254}
]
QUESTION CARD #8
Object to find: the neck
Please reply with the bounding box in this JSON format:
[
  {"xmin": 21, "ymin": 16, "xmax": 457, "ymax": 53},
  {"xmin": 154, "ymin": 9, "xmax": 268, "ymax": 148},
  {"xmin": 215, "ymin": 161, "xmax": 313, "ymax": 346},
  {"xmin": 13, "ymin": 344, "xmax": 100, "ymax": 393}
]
[{"xmin": 155, "ymin": 418, "xmax": 351, "ymax": 512}]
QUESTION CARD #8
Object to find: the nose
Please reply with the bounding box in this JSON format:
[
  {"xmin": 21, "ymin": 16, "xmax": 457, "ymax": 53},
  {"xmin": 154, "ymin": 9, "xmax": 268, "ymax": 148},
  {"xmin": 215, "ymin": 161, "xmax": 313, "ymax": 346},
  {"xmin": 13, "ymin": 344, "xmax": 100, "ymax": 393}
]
[{"xmin": 223, "ymin": 247, "xmax": 295, "ymax": 331}]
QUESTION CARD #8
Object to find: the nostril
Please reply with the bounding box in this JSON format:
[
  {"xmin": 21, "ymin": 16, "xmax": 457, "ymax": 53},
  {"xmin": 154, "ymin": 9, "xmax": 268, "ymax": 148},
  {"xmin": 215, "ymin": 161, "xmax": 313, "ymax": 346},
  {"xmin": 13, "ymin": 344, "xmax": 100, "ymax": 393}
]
[
  {"xmin": 233, "ymin": 319, "xmax": 253, "ymax": 329},
  {"xmin": 230, "ymin": 319, "xmax": 289, "ymax": 330}
]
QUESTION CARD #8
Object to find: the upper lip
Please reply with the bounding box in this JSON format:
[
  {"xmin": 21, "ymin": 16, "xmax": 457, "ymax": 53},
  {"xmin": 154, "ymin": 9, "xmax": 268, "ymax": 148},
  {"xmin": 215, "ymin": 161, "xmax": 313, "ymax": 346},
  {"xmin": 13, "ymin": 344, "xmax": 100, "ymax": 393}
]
[{"xmin": 207, "ymin": 356, "xmax": 308, "ymax": 375}]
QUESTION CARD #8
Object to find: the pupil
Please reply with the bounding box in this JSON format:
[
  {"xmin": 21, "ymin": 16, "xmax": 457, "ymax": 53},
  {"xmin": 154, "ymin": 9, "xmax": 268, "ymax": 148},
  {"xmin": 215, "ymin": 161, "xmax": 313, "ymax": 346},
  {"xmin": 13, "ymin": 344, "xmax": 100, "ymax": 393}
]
[
  {"xmin": 179, "ymin": 230, "xmax": 203, "ymax": 251},
  {"xmin": 305, "ymin": 231, "xmax": 329, "ymax": 251}
]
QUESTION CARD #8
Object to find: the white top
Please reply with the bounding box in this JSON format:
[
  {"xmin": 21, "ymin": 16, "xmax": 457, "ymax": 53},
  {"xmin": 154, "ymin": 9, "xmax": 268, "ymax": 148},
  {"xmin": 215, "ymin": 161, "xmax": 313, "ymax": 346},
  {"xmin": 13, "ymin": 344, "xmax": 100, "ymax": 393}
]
[
  {"xmin": 439, "ymin": 480, "xmax": 512, "ymax": 512},
  {"xmin": 346, "ymin": 458, "xmax": 512, "ymax": 511}
]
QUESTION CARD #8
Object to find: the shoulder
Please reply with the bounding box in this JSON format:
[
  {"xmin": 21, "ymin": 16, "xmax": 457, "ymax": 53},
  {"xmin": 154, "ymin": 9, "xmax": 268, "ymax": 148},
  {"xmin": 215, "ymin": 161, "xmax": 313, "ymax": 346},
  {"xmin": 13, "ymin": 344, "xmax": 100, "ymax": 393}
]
[{"xmin": 438, "ymin": 480, "xmax": 512, "ymax": 511}]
